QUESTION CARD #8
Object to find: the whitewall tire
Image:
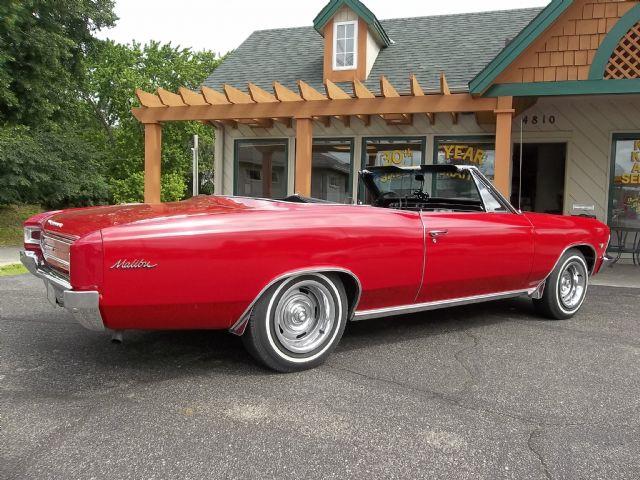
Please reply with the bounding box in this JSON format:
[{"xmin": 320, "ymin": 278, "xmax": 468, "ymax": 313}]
[
  {"xmin": 533, "ymin": 249, "xmax": 589, "ymax": 320},
  {"xmin": 242, "ymin": 273, "xmax": 348, "ymax": 372}
]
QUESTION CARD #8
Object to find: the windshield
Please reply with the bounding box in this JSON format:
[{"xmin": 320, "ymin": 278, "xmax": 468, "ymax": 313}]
[{"xmin": 367, "ymin": 168, "xmax": 481, "ymax": 202}]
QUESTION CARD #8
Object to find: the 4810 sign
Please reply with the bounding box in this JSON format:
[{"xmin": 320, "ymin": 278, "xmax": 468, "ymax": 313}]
[{"xmin": 522, "ymin": 114, "xmax": 556, "ymax": 125}]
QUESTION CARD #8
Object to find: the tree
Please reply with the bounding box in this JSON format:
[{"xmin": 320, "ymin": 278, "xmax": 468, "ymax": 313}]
[
  {"xmin": 0, "ymin": 0, "xmax": 117, "ymax": 126},
  {"xmin": 79, "ymin": 40, "xmax": 222, "ymax": 202}
]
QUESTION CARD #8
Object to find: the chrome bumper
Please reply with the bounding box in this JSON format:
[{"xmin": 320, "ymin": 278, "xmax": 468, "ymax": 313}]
[{"xmin": 20, "ymin": 251, "xmax": 105, "ymax": 332}]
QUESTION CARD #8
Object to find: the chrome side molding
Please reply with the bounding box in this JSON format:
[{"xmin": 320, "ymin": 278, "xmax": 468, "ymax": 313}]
[{"xmin": 353, "ymin": 289, "xmax": 531, "ymax": 321}]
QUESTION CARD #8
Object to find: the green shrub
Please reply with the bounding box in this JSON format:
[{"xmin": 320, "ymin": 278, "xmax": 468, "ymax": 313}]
[{"xmin": 110, "ymin": 171, "xmax": 187, "ymax": 204}]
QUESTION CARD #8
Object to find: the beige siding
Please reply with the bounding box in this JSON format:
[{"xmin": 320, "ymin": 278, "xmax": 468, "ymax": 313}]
[
  {"xmin": 334, "ymin": 6, "xmax": 357, "ymax": 22},
  {"xmin": 365, "ymin": 30, "xmax": 380, "ymax": 78},
  {"xmin": 514, "ymin": 95, "xmax": 640, "ymax": 222}
]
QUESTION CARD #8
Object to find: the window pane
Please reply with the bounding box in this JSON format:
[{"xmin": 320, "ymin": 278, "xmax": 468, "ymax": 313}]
[
  {"xmin": 435, "ymin": 138, "xmax": 496, "ymax": 181},
  {"xmin": 235, "ymin": 140, "xmax": 287, "ymax": 198},
  {"xmin": 337, "ymin": 24, "xmax": 346, "ymax": 38},
  {"xmin": 336, "ymin": 39, "xmax": 345, "ymax": 54},
  {"xmin": 345, "ymin": 23, "xmax": 355, "ymax": 38},
  {"xmin": 609, "ymin": 137, "xmax": 640, "ymax": 229},
  {"xmin": 311, "ymin": 139, "xmax": 353, "ymax": 203},
  {"xmin": 344, "ymin": 53, "xmax": 354, "ymax": 67},
  {"xmin": 345, "ymin": 38, "xmax": 354, "ymax": 54},
  {"xmin": 361, "ymin": 138, "xmax": 425, "ymax": 204},
  {"xmin": 336, "ymin": 53, "xmax": 346, "ymax": 67}
]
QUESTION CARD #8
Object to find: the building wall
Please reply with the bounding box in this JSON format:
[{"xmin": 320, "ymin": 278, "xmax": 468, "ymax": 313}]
[
  {"xmin": 217, "ymin": 95, "xmax": 640, "ymax": 224},
  {"xmin": 496, "ymin": 0, "xmax": 639, "ymax": 83}
]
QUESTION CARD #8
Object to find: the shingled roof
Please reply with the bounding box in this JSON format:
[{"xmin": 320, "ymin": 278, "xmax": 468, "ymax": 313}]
[{"xmin": 203, "ymin": 7, "xmax": 542, "ymax": 96}]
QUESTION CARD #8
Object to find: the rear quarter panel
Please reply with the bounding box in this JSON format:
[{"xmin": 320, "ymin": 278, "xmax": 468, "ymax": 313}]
[
  {"xmin": 525, "ymin": 213, "xmax": 609, "ymax": 286},
  {"xmin": 99, "ymin": 203, "xmax": 424, "ymax": 330}
]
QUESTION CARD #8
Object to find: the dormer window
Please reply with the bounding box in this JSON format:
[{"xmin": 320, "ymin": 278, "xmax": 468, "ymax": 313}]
[{"xmin": 333, "ymin": 20, "xmax": 358, "ymax": 70}]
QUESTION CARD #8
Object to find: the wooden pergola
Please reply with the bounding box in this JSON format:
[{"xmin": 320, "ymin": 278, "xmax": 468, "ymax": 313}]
[{"xmin": 132, "ymin": 74, "xmax": 516, "ymax": 203}]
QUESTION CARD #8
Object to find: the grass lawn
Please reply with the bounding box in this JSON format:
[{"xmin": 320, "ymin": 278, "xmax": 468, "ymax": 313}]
[
  {"xmin": 0, "ymin": 204, "xmax": 42, "ymax": 247},
  {"xmin": 0, "ymin": 263, "xmax": 28, "ymax": 276}
]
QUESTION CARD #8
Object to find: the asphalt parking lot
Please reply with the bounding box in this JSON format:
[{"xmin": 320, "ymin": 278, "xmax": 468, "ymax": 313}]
[{"xmin": 1, "ymin": 274, "xmax": 639, "ymax": 480}]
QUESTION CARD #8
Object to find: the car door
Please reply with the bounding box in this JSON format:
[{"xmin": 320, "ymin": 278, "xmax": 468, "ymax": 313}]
[{"xmin": 416, "ymin": 184, "xmax": 534, "ymax": 303}]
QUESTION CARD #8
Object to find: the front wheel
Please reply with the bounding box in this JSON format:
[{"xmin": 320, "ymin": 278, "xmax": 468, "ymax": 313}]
[
  {"xmin": 242, "ymin": 273, "xmax": 348, "ymax": 372},
  {"xmin": 533, "ymin": 248, "xmax": 589, "ymax": 320}
]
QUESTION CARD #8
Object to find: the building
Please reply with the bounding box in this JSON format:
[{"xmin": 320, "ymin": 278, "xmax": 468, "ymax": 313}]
[{"xmin": 133, "ymin": 0, "xmax": 640, "ymax": 232}]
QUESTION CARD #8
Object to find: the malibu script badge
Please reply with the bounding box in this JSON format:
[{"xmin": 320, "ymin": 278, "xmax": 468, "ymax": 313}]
[{"xmin": 110, "ymin": 259, "xmax": 158, "ymax": 270}]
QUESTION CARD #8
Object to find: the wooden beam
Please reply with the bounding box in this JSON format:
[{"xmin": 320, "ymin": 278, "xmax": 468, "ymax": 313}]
[
  {"xmin": 494, "ymin": 96, "xmax": 515, "ymax": 198},
  {"xmin": 380, "ymin": 76, "xmax": 399, "ymax": 98},
  {"xmin": 178, "ymin": 87, "xmax": 208, "ymax": 106},
  {"xmin": 156, "ymin": 87, "xmax": 186, "ymax": 107},
  {"xmin": 273, "ymin": 81, "xmax": 303, "ymax": 102},
  {"xmin": 409, "ymin": 75, "xmax": 434, "ymax": 124},
  {"xmin": 295, "ymin": 118, "xmax": 313, "ymax": 196},
  {"xmin": 201, "ymin": 86, "xmax": 230, "ymax": 105},
  {"xmin": 439, "ymin": 72, "xmax": 458, "ymax": 124},
  {"xmin": 248, "ymin": 83, "xmax": 279, "ymax": 103},
  {"xmin": 313, "ymin": 116, "xmax": 331, "ymax": 127},
  {"xmin": 136, "ymin": 89, "xmax": 165, "ymax": 108},
  {"xmin": 132, "ymin": 94, "xmax": 499, "ymax": 123},
  {"xmin": 298, "ymin": 80, "xmax": 327, "ymax": 101},
  {"xmin": 273, "ymin": 117, "xmax": 292, "ymax": 128},
  {"xmin": 144, "ymin": 123, "xmax": 162, "ymax": 203},
  {"xmin": 353, "ymin": 79, "xmax": 375, "ymax": 99},
  {"xmin": 224, "ymin": 84, "xmax": 254, "ymax": 104},
  {"xmin": 324, "ymin": 79, "xmax": 351, "ymax": 100}
]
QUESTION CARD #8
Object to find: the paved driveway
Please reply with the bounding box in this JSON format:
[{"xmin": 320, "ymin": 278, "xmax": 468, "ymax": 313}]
[{"xmin": 1, "ymin": 274, "xmax": 639, "ymax": 480}]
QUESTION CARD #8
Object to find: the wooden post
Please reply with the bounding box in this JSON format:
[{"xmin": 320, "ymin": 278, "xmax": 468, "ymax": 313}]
[
  {"xmin": 295, "ymin": 118, "xmax": 313, "ymax": 196},
  {"xmin": 261, "ymin": 150, "xmax": 273, "ymax": 198},
  {"xmin": 493, "ymin": 96, "xmax": 514, "ymax": 198},
  {"xmin": 144, "ymin": 122, "xmax": 162, "ymax": 203}
]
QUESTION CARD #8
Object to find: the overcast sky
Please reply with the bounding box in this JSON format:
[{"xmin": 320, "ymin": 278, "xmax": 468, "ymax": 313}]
[{"xmin": 97, "ymin": 0, "xmax": 548, "ymax": 55}]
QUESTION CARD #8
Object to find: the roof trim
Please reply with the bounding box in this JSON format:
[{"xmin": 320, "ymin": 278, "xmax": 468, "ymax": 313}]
[
  {"xmin": 469, "ymin": 0, "xmax": 573, "ymax": 95},
  {"xmin": 483, "ymin": 79, "xmax": 640, "ymax": 97},
  {"xmin": 588, "ymin": 3, "xmax": 640, "ymax": 80},
  {"xmin": 313, "ymin": 0, "xmax": 391, "ymax": 47}
]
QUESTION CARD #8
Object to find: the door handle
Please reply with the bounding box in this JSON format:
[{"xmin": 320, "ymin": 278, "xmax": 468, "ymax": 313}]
[{"xmin": 428, "ymin": 229, "xmax": 448, "ymax": 243}]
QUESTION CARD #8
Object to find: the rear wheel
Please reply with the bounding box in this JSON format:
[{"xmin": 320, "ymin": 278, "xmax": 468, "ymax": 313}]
[
  {"xmin": 533, "ymin": 248, "xmax": 589, "ymax": 320},
  {"xmin": 242, "ymin": 273, "xmax": 347, "ymax": 372}
]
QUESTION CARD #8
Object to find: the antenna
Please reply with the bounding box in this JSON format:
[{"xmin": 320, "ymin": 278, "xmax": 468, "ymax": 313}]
[{"xmin": 518, "ymin": 117, "xmax": 524, "ymax": 212}]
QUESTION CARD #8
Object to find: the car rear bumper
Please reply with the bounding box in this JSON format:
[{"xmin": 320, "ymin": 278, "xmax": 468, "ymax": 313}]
[{"xmin": 20, "ymin": 250, "xmax": 105, "ymax": 332}]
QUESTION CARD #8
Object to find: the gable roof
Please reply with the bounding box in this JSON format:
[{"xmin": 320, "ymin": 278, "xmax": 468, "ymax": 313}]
[
  {"xmin": 203, "ymin": 7, "xmax": 541, "ymax": 96},
  {"xmin": 313, "ymin": 0, "xmax": 391, "ymax": 47},
  {"xmin": 469, "ymin": 0, "xmax": 573, "ymax": 94}
]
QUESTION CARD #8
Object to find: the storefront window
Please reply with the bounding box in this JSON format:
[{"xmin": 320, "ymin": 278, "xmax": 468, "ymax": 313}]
[
  {"xmin": 360, "ymin": 137, "xmax": 425, "ymax": 204},
  {"xmin": 235, "ymin": 139, "xmax": 288, "ymax": 198},
  {"xmin": 609, "ymin": 134, "xmax": 640, "ymax": 228},
  {"xmin": 311, "ymin": 138, "xmax": 353, "ymax": 203},
  {"xmin": 434, "ymin": 137, "xmax": 496, "ymax": 181}
]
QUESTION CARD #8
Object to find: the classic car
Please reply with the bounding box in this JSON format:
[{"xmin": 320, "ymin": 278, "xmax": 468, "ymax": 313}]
[{"xmin": 21, "ymin": 165, "xmax": 611, "ymax": 372}]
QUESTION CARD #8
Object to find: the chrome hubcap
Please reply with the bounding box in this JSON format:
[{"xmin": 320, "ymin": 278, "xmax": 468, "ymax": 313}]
[
  {"xmin": 274, "ymin": 279, "xmax": 336, "ymax": 354},
  {"xmin": 558, "ymin": 260, "xmax": 586, "ymax": 310}
]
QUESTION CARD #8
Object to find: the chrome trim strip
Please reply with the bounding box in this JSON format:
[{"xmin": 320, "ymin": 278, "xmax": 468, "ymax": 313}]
[
  {"xmin": 20, "ymin": 250, "xmax": 105, "ymax": 332},
  {"xmin": 353, "ymin": 289, "xmax": 531, "ymax": 321},
  {"xmin": 229, "ymin": 267, "xmax": 362, "ymax": 336}
]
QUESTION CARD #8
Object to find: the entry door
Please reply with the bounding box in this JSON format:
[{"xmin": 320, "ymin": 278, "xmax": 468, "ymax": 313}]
[{"xmin": 416, "ymin": 212, "xmax": 534, "ymax": 303}]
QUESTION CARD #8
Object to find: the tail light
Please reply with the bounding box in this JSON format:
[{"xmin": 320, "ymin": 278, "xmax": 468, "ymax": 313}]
[{"xmin": 24, "ymin": 226, "xmax": 42, "ymax": 246}]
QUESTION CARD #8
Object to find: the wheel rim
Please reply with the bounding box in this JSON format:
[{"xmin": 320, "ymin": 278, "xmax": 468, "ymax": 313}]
[
  {"xmin": 557, "ymin": 260, "xmax": 587, "ymax": 310},
  {"xmin": 273, "ymin": 279, "xmax": 336, "ymax": 354}
]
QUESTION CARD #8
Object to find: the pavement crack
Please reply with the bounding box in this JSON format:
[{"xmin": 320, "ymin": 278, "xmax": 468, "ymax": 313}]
[
  {"xmin": 527, "ymin": 426, "xmax": 553, "ymax": 480},
  {"xmin": 452, "ymin": 330, "xmax": 480, "ymax": 393}
]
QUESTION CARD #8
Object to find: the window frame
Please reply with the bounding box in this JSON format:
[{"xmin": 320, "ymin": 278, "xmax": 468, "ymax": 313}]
[
  {"xmin": 311, "ymin": 137, "xmax": 355, "ymax": 203},
  {"xmin": 607, "ymin": 132, "xmax": 640, "ymax": 228},
  {"xmin": 333, "ymin": 20, "xmax": 358, "ymax": 71},
  {"xmin": 233, "ymin": 138, "xmax": 289, "ymax": 197},
  {"xmin": 433, "ymin": 135, "xmax": 497, "ymax": 181}
]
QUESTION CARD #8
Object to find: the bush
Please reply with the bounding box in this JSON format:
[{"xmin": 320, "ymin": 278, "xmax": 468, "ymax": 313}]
[
  {"xmin": 0, "ymin": 125, "xmax": 110, "ymax": 208},
  {"xmin": 110, "ymin": 171, "xmax": 187, "ymax": 204}
]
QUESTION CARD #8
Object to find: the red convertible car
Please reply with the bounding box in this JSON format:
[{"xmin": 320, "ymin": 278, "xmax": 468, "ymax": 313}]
[{"xmin": 21, "ymin": 165, "xmax": 610, "ymax": 372}]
